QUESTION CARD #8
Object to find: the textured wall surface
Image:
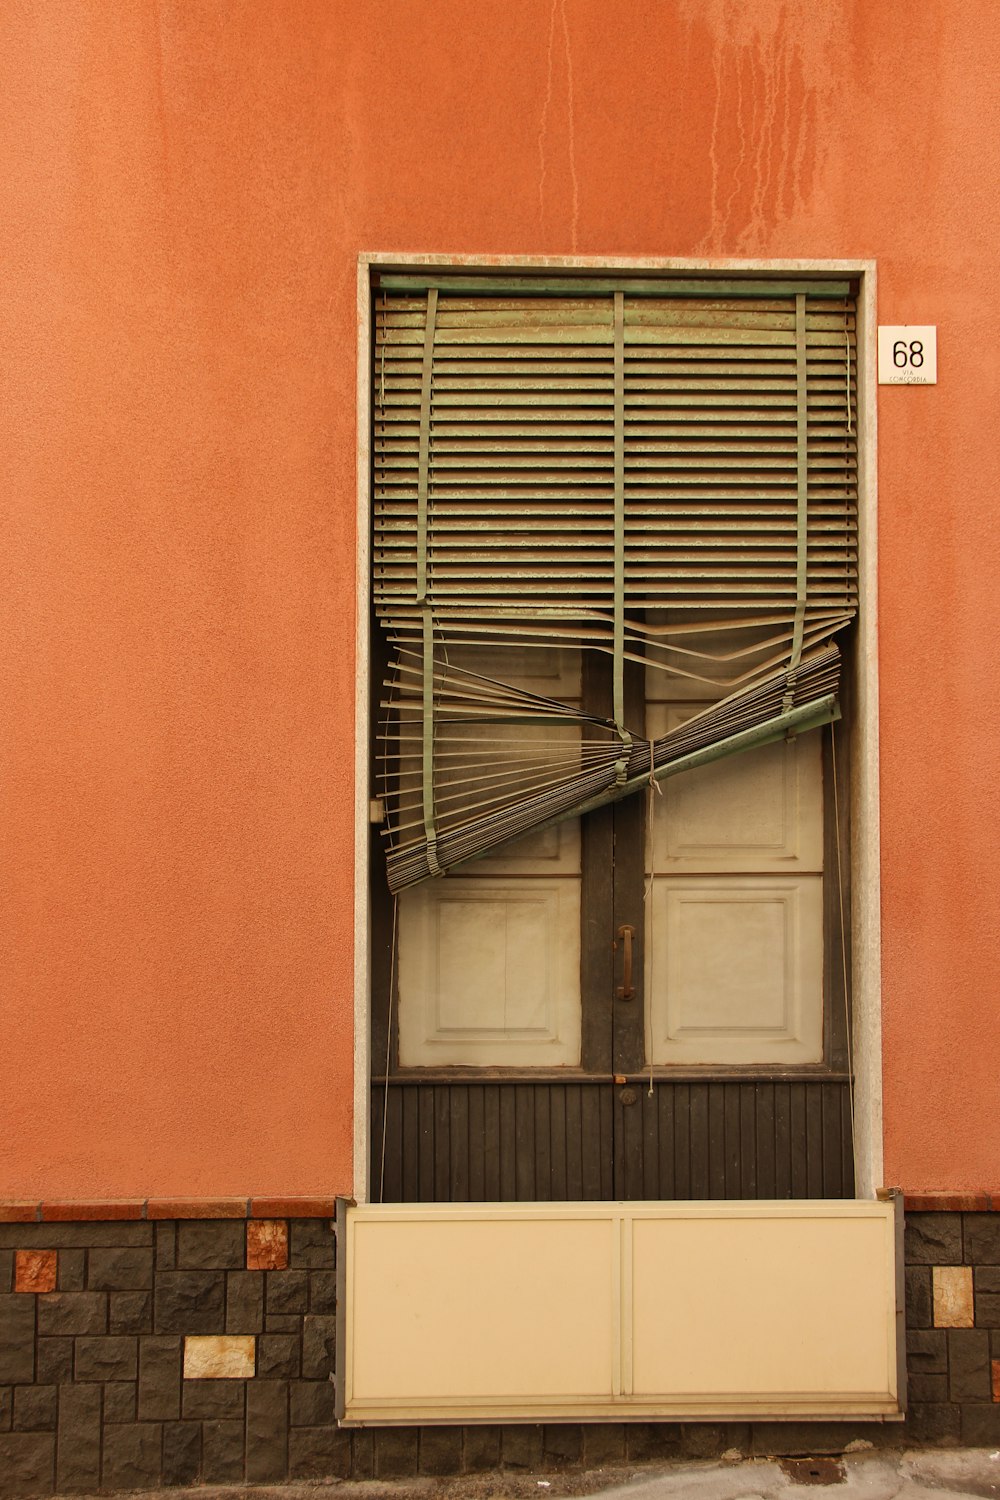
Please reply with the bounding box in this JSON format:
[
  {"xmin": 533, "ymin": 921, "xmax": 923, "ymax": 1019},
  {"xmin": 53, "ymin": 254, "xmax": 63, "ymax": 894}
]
[
  {"xmin": 3, "ymin": 0, "xmax": 1000, "ymax": 1196},
  {"xmin": 3, "ymin": 1210, "xmax": 1000, "ymax": 1494}
]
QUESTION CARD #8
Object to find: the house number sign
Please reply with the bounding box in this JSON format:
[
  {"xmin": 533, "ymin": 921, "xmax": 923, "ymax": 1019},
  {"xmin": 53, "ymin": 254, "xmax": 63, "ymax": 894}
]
[{"xmin": 877, "ymin": 325, "xmax": 937, "ymax": 384}]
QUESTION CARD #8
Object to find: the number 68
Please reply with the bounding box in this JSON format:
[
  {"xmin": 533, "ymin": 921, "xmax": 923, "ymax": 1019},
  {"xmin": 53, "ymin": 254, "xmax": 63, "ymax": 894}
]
[{"xmin": 893, "ymin": 339, "xmax": 924, "ymax": 368}]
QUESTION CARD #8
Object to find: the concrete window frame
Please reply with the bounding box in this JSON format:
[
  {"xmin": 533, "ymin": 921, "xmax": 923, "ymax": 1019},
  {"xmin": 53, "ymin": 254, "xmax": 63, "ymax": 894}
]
[{"xmin": 354, "ymin": 252, "xmax": 881, "ymax": 1204}]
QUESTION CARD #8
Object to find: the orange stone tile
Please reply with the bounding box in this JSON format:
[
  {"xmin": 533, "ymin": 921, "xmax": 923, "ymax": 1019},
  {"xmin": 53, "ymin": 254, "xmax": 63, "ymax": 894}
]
[
  {"xmin": 250, "ymin": 1196, "xmax": 336, "ymax": 1218},
  {"xmin": 0, "ymin": 1202, "xmax": 39, "ymax": 1223},
  {"xmin": 15, "ymin": 1249, "xmax": 57, "ymax": 1293},
  {"xmin": 247, "ymin": 1219, "xmax": 288, "ymax": 1270},
  {"xmin": 993, "ymin": 1360, "xmax": 1000, "ymax": 1402},
  {"xmin": 146, "ymin": 1198, "xmax": 248, "ymax": 1219},
  {"xmin": 41, "ymin": 1200, "xmax": 145, "ymax": 1221},
  {"xmin": 905, "ymin": 1193, "xmax": 991, "ymax": 1212}
]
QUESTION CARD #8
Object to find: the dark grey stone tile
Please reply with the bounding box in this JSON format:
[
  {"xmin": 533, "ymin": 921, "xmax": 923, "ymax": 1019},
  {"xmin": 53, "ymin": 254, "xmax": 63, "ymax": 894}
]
[
  {"xmin": 907, "ymin": 1328, "xmax": 947, "ymax": 1372},
  {"xmin": 181, "ymin": 1379, "xmax": 245, "ymax": 1421},
  {"xmin": 541, "ymin": 1423, "xmax": 582, "ymax": 1467},
  {"xmin": 962, "ymin": 1403, "xmax": 1000, "ymax": 1444},
  {"xmin": 102, "ymin": 1422, "xmax": 163, "ymax": 1490},
  {"xmin": 463, "ymin": 1425, "xmax": 502, "ymax": 1472},
  {"xmin": 36, "ymin": 1292, "xmax": 106, "ymax": 1337},
  {"xmin": 162, "ymin": 1420, "xmax": 201, "ymax": 1486},
  {"xmin": 351, "ymin": 1428, "xmax": 375, "ymax": 1478},
  {"xmin": 0, "ymin": 1297, "xmax": 35, "ymax": 1383},
  {"xmin": 0, "ymin": 1386, "xmax": 12, "ymax": 1432},
  {"xmin": 74, "ymin": 1335, "xmax": 138, "ymax": 1382},
  {"xmin": 748, "ymin": 1422, "xmax": 851, "ymax": 1457},
  {"xmin": 976, "ymin": 1292, "xmax": 1000, "ymax": 1326},
  {"xmin": 582, "ymin": 1424, "xmax": 625, "ymax": 1466},
  {"xmin": 0, "ymin": 1432, "xmax": 55, "ymax": 1496},
  {"xmin": 226, "ymin": 1271, "xmax": 263, "ymax": 1334},
  {"xmin": 301, "ymin": 1314, "xmax": 337, "ymax": 1378},
  {"xmin": 907, "ymin": 1372, "xmax": 949, "ymax": 1402},
  {"xmin": 138, "ymin": 1336, "xmax": 182, "ymax": 1421},
  {"xmin": 966, "ymin": 1215, "xmax": 1000, "ymax": 1264},
  {"xmin": 176, "ymin": 1222, "xmax": 244, "ymax": 1271},
  {"xmin": 290, "ymin": 1379, "xmax": 336, "ymax": 1427},
  {"xmin": 0, "ymin": 1224, "xmax": 151, "ymax": 1249},
  {"xmin": 258, "ymin": 1333, "xmax": 300, "ymax": 1380},
  {"xmin": 905, "ymin": 1213, "xmax": 962, "ymax": 1265},
  {"xmin": 309, "ymin": 1271, "xmax": 337, "ymax": 1313},
  {"xmin": 420, "ymin": 1425, "xmax": 464, "ymax": 1474},
  {"xmin": 56, "ymin": 1383, "xmax": 101, "ymax": 1492},
  {"xmin": 906, "ymin": 1265, "xmax": 932, "ymax": 1328},
  {"xmin": 35, "ymin": 1340, "xmax": 72, "ymax": 1385},
  {"xmin": 109, "ymin": 1289, "xmax": 152, "ymax": 1334},
  {"xmin": 905, "ymin": 1401, "xmax": 961, "ymax": 1445},
  {"xmin": 153, "ymin": 1271, "xmax": 225, "ymax": 1334},
  {"xmin": 12, "ymin": 1386, "xmax": 57, "ymax": 1432},
  {"xmin": 0, "ymin": 1251, "xmax": 12, "ymax": 1295},
  {"xmin": 56, "ymin": 1250, "xmax": 85, "ymax": 1293},
  {"xmin": 500, "ymin": 1424, "xmax": 543, "ymax": 1468},
  {"xmin": 201, "ymin": 1418, "xmax": 244, "ymax": 1482},
  {"xmin": 265, "ymin": 1314, "xmax": 300, "ymax": 1334},
  {"xmin": 948, "ymin": 1327, "xmax": 990, "ymax": 1401},
  {"xmin": 266, "ymin": 1270, "xmax": 309, "ymax": 1315},
  {"xmin": 102, "ymin": 1381, "xmax": 137, "ymax": 1423},
  {"xmin": 289, "ymin": 1219, "xmax": 336, "ymax": 1269},
  {"xmin": 246, "ymin": 1380, "xmax": 288, "ymax": 1482},
  {"xmin": 289, "ymin": 1424, "xmax": 352, "ymax": 1480},
  {"xmin": 626, "ymin": 1423, "xmax": 684, "ymax": 1461},
  {"xmin": 155, "ymin": 1223, "xmax": 177, "ymax": 1272},
  {"xmin": 88, "ymin": 1246, "xmax": 153, "ymax": 1291},
  {"xmin": 692, "ymin": 1425, "xmax": 750, "ymax": 1459}
]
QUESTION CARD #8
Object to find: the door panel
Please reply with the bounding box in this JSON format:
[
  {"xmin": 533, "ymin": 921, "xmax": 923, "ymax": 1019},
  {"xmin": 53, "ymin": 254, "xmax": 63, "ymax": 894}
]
[
  {"xmin": 397, "ymin": 877, "xmax": 582, "ymax": 1067},
  {"xmin": 373, "ymin": 645, "xmax": 853, "ymax": 1203},
  {"xmin": 646, "ymin": 876, "xmax": 824, "ymax": 1065},
  {"xmin": 650, "ymin": 706, "xmax": 824, "ymax": 871},
  {"xmin": 373, "ymin": 1080, "xmax": 853, "ymax": 1202}
]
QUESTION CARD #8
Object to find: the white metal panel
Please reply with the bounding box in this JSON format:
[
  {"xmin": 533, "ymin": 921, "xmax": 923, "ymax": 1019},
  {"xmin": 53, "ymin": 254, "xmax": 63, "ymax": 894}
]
[
  {"xmin": 631, "ymin": 1212, "xmax": 894, "ymax": 1400},
  {"xmin": 349, "ymin": 1212, "xmax": 616, "ymax": 1403},
  {"xmin": 339, "ymin": 1199, "xmax": 901, "ymax": 1424}
]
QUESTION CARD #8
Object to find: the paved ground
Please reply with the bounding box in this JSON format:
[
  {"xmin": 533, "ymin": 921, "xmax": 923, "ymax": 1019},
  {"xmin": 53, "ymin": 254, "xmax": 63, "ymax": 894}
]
[{"xmin": 85, "ymin": 1447, "xmax": 1000, "ymax": 1500}]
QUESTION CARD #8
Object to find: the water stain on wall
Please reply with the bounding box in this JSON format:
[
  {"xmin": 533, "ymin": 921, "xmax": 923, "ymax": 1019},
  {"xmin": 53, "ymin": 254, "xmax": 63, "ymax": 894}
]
[{"xmin": 676, "ymin": 0, "xmax": 843, "ymax": 253}]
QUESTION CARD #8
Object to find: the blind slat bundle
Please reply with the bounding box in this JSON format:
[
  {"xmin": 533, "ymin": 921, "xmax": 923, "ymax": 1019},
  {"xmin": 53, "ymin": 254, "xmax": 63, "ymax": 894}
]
[{"xmin": 374, "ymin": 277, "xmax": 858, "ymax": 892}]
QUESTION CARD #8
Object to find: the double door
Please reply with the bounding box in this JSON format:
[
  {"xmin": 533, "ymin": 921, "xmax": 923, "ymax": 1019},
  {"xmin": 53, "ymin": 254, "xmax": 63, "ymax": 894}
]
[{"xmin": 371, "ymin": 642, "xmax": 853, "ymax": 1203}]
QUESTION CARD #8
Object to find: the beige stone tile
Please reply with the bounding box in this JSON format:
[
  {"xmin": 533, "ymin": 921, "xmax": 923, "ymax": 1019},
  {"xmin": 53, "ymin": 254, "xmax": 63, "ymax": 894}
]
[
  {"xmin": 932, "ymin": 1264, "xmax": 974, "ymax": 1327},
  {"xmin": 183, "ymin": 1334, "xmax": 256, "ymax": 1379}
]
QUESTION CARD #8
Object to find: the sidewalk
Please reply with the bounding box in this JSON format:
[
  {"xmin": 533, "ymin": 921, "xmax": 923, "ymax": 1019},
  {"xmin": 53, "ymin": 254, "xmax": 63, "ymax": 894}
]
[{"xmin": 75, "ymin": 1446, "xmax": 1000, "ymax": 1500}]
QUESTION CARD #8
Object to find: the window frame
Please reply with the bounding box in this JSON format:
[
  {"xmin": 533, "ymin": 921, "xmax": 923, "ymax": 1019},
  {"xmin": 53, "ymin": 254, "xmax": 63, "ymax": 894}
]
[{"xmin": 354, "ymin": 252, "xmax": 881, "ymax": 1203}]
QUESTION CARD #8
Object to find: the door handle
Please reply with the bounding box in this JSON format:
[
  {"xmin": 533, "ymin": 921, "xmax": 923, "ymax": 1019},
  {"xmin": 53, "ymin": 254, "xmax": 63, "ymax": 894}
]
[{"xmin": 616, "ymin": 923, "xmax": 635, "ymax": 1000}]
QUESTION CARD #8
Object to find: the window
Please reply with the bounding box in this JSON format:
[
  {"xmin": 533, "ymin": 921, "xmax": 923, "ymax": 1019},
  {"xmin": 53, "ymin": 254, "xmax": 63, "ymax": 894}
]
[{"xmin": 369, "ymin": 268, "xmax": 858, "ymax": 1202}]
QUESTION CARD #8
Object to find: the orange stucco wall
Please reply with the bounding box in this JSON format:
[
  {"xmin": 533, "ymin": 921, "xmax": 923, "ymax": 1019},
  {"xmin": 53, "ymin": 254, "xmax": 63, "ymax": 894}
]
[{"xmin": 4, "ymin": 0, "xmax": 1000, "ymax": 1198}]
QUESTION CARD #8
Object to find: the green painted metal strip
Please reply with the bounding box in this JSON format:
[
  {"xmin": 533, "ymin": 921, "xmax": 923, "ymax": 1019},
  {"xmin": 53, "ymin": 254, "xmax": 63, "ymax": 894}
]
[
  {"xmin": 790, "ymin": 292, "xmax": 809, "ymax": 677},
  {"xmin": 416, "ymin": 290, "xmax": 440, "ymax": 873},
  {"xmin": 377, "ymin": 274, "xmax": 852, "ymax": 299},
  {"xmin": 612, "ymin": 290, "xmax": 632, "ymax": 781},
  {"xmin": 550, "ymin": 695, "xmax": 841, "ymax": 829},
  {"xmin": 415, "ymin": 288, "xmax": 438, "ymax": 605},
  {"xmin": 613, "ymin": 291, "xmax": 626, "ymax": 733},
  {"xmin": 421, "ymin": 609, "xmax": 441, "ymax": 877}
]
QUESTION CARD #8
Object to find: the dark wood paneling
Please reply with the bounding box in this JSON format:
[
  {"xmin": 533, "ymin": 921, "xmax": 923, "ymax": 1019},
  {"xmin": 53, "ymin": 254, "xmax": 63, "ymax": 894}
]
[{"xmin": 372, "ymin": 1079, "xmax": 854, "ymax": 1203}]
